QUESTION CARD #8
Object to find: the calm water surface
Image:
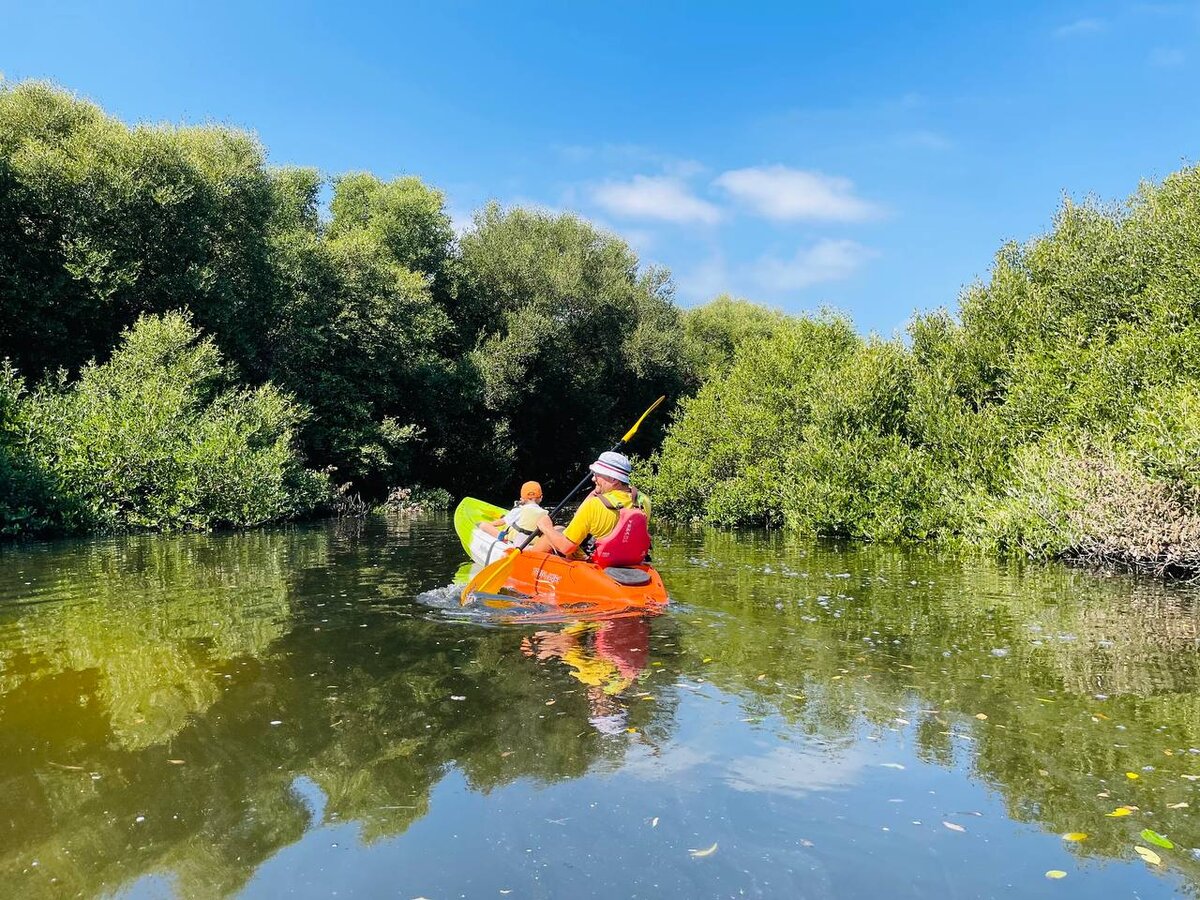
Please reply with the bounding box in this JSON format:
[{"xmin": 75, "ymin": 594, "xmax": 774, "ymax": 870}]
[{"xmin": 2, "ymin": 515, "xmax": 1200, "ymax": 898}]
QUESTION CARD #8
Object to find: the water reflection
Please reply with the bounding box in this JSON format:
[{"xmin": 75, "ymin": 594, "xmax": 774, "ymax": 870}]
[
  {"xmin": 521, "ymin": 616, "xmax": 651, "ymax": 735},
  {"xmin": 0, "ymin": 519, "xmax": 1197, "ymax": 896}
]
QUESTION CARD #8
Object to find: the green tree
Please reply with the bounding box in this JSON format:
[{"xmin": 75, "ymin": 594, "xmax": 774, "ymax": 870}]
[
  {"xmin": 682, "ymin": 294, "xmax": 788, "ymax": 383},
  {"xmin": 21, "ymin": 311, "xmax": 326, "ymax": 532},
  {"xmin": 0, "ymin": 81, "xmax": 282, "ymax": 379},
  {"xmin": 458, "ymin": 204, "xmax": 691, "ymax": 493}
]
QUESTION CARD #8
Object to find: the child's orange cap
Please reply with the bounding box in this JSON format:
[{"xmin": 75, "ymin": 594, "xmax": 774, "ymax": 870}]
[{"xmin": 521, "ymin": 481, "xmax": 543, "ymax": 501}]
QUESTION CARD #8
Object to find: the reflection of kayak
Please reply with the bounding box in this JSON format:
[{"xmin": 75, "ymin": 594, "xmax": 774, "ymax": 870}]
[{"xmin": 452, "ymin": 497, "xmax": 669, "ymax": 610}]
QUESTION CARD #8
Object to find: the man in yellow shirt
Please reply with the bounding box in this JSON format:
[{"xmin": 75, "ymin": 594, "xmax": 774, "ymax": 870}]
[{"xmin": 531, "ymin": 451, "xmax": 651, "ymax": 558}]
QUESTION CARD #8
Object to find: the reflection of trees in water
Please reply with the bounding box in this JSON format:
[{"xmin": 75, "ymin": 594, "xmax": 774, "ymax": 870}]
[
  {"xmin": 658, "ymin": 525, "xmax": 1200, "ymax": 885},
  {"xmin": 0, "ymin": 521, "xmax": 680, "ymax": 897}
]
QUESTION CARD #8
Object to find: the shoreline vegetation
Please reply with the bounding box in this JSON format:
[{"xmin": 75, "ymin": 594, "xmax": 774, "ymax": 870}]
[{"xmin": 2, "ymin": 81, "xmax": 1199, "ymax": 578}]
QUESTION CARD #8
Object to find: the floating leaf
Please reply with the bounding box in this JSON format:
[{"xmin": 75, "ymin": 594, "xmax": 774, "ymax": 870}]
[
  {"xmin": 689, "ymin": 842, "xmax": 718, "ymax": 858},
  {"xmin": 545, "ymin": 699, "xmax": 556, "ymax": 706},
  {"xmin": 1140, "ymin": 829, "xmax": 1174, "ymax": 849},
  {"xmin": 167, "ymin": 759, "xmax": 186, "ymax": 765},
  {"xmin": 1045, "ymin": 870, "xmax": 1067, "ymax": 879},
  {"xmin": 1106, "ymin": 807, "xmax": 1133, "ymax": 817},
  {"xmin": 1167, "ymin": 802, "xmax": 1189, "ymax": 809},
  {"xmin": 1062, "ymin": 832, "xmax": 1087, "ymax": 842},
  {"xmin": 1125, "ymin": 772, "xmax": 1139, "ymax": 780},
  {"xmin": 975, "ymin": 713, "xmax": 988, "ymax": 720},
  {"xmin": 942, "ymin": 821, "xmax": 965, "ymax": 832},
  {"xmin": 650, "ymin": 817, "xmax": 659, "ymax": 828},
  {"xmin": 1134, "ymin": 846, "xmax": 1162, "ymax": 865}
]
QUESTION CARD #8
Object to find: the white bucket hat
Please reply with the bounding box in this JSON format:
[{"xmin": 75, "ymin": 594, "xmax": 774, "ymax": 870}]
[{"xmin": 589, "ymin": 451, "xmax": 632, "ymax": 483}]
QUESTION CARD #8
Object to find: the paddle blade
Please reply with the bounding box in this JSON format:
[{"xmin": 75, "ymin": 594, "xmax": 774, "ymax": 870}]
[
  {"xmin": 460, "ymin": 551, "xmax": 518, "ymax": 605},
  {"xmin": 621, "ymin": 395, "xmax": 665, "ymax": 443}
]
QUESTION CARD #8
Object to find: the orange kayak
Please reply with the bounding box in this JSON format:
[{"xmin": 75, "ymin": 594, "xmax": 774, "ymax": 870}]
[
  {"xmin": 496, "ymin": 548, "xmax": 669, "ymax": 612},
  {"xmin": 453, "ymin": 497, "xmax": 669, "ymax": 611}
]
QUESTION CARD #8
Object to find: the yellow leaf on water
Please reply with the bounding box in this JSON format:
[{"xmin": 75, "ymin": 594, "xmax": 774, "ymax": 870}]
[
  {"xmin": 1134, "ymin": 846, "xmax": 1162, "ymax": 866},
  {"xmin": 943, "ymin": 821, "xmax": 965, "ymax": 832},
  {"xmin": 1168, "ymin": 802, "xmax": 1189, "ymax": 809},
  {"xmin": 1045, "ymin": 870, "xmax": 1067, "ymax": 879},
  {"xmin": 1093, "ymin": 712, "xmax": 1109, "ymax": 720},
  {"xmin": 1062, "ymin": 832, "xmax": 1088, "ymax": 842},
  {"xmin": 545, "ymin": 699, "xmax": 556, "ymax": 706},
  {"xmin": 1106, "ymin": 807, "xmax": 1133, "ymax": 817},
  {"xmin": 1039, "ymin": 769, "xmax": 1050, "ymax": 777},
  {"xmin": 975, "ymin": 713, "xmax": 988, "ymax": 720},
  {"xmin": 702, "ymin": 657, "xmax": 713, "ymax": 663},
  {"xmin": 1126, "ymin": 772, "xmax": 1140, "ymax": 780},
  {"xmin": 167, "ymin": 759, "xmax": 186, "ymax": 765},
  {"xmin": 689, "ymin": 842, "xmax": 718, "ymax": 858},
  {"xmin": 756, "ymin": 674, "xmax": 767, "ymax": 680}
]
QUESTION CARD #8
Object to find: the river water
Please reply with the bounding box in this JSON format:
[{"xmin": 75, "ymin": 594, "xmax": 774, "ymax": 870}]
[{"xmin": 1, "ymin": 515, "xmax": 1199, "ymax": 898}]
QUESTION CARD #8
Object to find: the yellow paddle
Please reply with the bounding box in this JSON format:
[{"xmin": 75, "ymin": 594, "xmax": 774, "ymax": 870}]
[{"xmin": 461, "ymin": 395, "xmax": 666, "ymax": 604}]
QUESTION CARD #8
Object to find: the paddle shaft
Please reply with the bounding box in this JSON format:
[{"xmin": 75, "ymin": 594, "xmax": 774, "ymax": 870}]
[{"xmin": 512, "ymin": 437, "xmax": 630, "ymax": 551}]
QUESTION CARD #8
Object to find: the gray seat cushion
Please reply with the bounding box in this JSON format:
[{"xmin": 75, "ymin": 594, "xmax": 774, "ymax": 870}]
[{"xmin": 604, "ymin": 566, "xmax": 651, "ymax": 586}]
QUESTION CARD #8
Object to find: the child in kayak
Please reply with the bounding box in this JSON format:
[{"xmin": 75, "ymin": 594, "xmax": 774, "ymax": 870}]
[{"xmin": 480, "ymin": 481, "xmax": 546, "ymax": 547}]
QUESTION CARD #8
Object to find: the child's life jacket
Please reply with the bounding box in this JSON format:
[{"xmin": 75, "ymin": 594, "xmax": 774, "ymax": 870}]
[
  {"xmin": 591, "ymin": 489, "xmax": 651, "ymax": 567},
  {"xmin": 500, "ymin": 503, "xmax": 545, "ymax": 544}
]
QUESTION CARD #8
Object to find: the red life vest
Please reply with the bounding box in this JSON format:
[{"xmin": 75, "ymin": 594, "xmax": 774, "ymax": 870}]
[{"xmin": 591, "ymin": 489, "xmax": 651, "ymax": 567}]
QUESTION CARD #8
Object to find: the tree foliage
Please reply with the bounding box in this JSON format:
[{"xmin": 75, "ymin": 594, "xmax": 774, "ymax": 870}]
[
  {"xmin": 0, "ymin": 82, "xmax": 692, "ymax": 533},
  {"xmin": 652, "ymin": 165, "xmax": 1200, "ymax": 570},
  {"xmin": 16, "ymin": 312, "xmax": 326, "ymax": 532},
  {"xmin": 459, "ymin": 204, "xmax": 691, "ymax": 493}
]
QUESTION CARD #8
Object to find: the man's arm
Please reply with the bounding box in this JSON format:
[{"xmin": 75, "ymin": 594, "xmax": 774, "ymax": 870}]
[{"xmin": 532, "ymin": 513, "xmax": 579, "ymax": 555}]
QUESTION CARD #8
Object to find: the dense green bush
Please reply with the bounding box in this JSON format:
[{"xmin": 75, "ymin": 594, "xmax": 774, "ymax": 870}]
[
  {"xmin": 0, "ymin": 363, "xmax": 63, "ymax": 535},
  {"xmin": 652, "ymin": 165, "xmax": 1200, "ymax": 571},
  {"xmin": 17, "ymin": 312, "xmax": 327, "ymax": 532}
]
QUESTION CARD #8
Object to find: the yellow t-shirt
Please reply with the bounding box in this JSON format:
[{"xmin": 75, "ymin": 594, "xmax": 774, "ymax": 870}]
[{"xmin": 562, "ymin": 490, "xmax": 652, "ymax": 546}]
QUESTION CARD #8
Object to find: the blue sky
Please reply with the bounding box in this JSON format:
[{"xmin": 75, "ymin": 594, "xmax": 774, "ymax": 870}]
[{"xmin": 3, "ymin": 1, "xmax": 1199, "ymax": 335}]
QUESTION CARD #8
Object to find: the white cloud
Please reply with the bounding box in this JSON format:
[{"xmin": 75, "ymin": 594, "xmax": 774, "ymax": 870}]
[
  {"xmin": 714, "ymin": 166, "xmax": 882, "ymax": 222},
  {"xmin": 1149, "ymin": 47, "xmax": 1186, "ymax": 67},
  {"xmin": 1054, "ymin": 17, "xmax": 1105, "ymax": 37},
  {"xmin": 591, "ymin": 175, "xmax": 720, "ymax": 224},
  {"xmin": 725, "ymin": 746, "xmax": 869, "ymax": 797},
  {"xmin": 754, "ymin": 239, "xmax": 876, "ymax": 292}
]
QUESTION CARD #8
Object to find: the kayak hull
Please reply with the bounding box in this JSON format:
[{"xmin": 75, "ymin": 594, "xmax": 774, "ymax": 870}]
[
  {"xmin": 495, "ymin": 549, "xmax": 668, "ymax": 611},
  {"xmin": 452, "ymin": 497, "xmax": 669, "ymax": 610}
]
